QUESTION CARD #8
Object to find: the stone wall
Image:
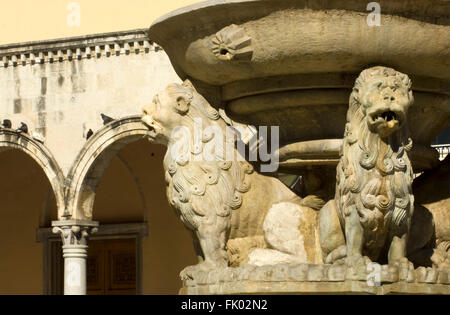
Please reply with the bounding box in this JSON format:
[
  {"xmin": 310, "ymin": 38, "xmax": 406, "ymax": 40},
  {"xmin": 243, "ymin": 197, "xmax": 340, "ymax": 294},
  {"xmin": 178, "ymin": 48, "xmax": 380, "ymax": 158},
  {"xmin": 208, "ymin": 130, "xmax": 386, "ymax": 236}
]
[{"xmin": 0, "ymin": 29, "xmax": 181, "ymax": 174}]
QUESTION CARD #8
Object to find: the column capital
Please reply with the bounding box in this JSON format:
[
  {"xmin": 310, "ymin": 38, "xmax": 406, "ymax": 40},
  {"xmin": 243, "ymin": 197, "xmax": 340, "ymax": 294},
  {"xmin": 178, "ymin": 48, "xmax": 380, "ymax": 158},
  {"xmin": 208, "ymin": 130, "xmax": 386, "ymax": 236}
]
[
  {"xmin": 52, "ymin": 220, "xmax": 98, "ymax": 295},
  {"xmin": 52, "ymin": 220, "xmax": 99, "ymax": 247}
]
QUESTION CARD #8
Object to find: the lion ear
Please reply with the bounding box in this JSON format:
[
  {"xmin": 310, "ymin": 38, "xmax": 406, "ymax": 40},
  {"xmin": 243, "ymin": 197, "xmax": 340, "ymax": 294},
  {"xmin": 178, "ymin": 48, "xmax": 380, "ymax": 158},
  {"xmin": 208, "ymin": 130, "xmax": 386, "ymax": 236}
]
[
  {"xmin": 176, "ymin": 95, "xmax": 190, "ymax": 113},
  {"xmin": 182, "ymin": 79, "xmax": 196, "ymax": 91}
]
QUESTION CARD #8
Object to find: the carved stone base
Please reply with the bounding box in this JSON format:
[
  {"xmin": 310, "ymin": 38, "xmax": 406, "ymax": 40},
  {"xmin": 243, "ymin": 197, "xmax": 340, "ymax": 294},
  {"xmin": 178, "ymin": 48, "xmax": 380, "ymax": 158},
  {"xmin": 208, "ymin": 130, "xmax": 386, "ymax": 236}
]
[{"xmin": 179, "ymin": 264, "xmax": 450, "ymax": 295}]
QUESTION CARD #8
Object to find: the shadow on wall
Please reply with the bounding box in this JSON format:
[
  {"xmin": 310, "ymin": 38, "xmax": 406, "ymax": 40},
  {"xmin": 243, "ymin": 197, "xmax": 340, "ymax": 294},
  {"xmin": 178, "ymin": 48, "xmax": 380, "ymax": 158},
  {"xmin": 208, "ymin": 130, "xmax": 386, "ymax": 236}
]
[
  {"xmin": 92, "ymin": 139, "xmax": 197, "ymax": 294},
  {"xmin": 0, "ymin": 139, "xmax": 197, "ymax": 294},
  {"xmin": 0, "ymin": 149, "xmax": 57, "ymax": 294}
]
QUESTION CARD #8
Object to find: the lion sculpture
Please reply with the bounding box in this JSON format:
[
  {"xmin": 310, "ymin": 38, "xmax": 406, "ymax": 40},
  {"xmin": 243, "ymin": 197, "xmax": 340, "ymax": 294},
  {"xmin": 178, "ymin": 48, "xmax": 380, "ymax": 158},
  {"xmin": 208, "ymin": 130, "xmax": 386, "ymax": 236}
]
[
  {"xmin": 319, "ymin": 66, "xmax": 416, "ymax": 267},
  {"xmin": 408, "ymin": 155, "xmax": 450, "ymax": 269},
  {"xmin": 142, "ymin": 80, "xmax": 324, "ymax": 279}
]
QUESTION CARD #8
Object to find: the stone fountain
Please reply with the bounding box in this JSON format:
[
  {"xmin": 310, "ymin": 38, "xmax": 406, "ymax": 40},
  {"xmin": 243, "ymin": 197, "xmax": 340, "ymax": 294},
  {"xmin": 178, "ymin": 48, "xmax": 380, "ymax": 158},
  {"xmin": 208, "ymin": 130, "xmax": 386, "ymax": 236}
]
[{"xmin": 145, "ymin": 0, "xmax": 450, "ymax": 294}]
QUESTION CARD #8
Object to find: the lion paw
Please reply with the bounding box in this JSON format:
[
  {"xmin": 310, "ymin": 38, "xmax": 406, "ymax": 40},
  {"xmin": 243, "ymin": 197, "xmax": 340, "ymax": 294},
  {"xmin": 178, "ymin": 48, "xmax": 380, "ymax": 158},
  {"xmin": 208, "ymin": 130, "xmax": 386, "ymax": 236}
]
[
  {"xmin": 390, "ymin": 257, "xmax": 414, "ymax": 271},
  {"xmin": 337, "ymin": 254, "xmax": 372, "ymax": 269},
  {"xmin": 325, "ymin": 245, "xmax": 347, "ymax": 264},
  {"xmin": 180, "ymin": 265, "xmax": 197, "ymax": 281},
  {"xmin": 179, "ymin": 260, "xmax": 223, "ymax": 281},
  {"xmin": 431, "ymin": 249, "xmax": 449, "ymax": 270},
  {"xmin": 325, "ymin": 247, "xmax": 371, "ymax": 268},
  {"xmin": 390, "ymin": 257, "xmax": 415, "ymax": 281}
]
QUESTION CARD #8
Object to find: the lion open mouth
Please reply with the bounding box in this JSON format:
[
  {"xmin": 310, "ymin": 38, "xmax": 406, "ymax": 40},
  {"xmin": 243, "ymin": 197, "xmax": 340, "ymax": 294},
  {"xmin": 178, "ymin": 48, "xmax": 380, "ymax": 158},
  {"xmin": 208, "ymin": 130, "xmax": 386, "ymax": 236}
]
[
  {"xmin": 373, "ymin": 111, "xmax": 397, "ymax": 123},
  {"xmin": 141, "ymin": 115, "xmax": 159, "ymax": 140},
  {"xmin": 142, "ymin": 115, "xmax": 154, "ymax": 130},
  {"xmin": 370, "ymin": 110, "xmax": 404, "ymax": 127},
  {"xmin": 368, "ymin": 109, "xmax": 405, "ymax": 138}
]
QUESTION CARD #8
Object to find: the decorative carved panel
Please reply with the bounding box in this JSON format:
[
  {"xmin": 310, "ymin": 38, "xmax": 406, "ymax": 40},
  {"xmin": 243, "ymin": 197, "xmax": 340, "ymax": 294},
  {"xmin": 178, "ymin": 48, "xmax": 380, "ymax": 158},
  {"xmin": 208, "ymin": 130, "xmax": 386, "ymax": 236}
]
[
  {"xmin": 86, "ymin": 246, "xmax": 104, "ymax": 294},
  {"xmin": 109, "ymin": 252, "xmax": 136, "ymax": 289},
  {"xmin": 86, "ymin": 238, "xmax": 136, "ymax": 295}
]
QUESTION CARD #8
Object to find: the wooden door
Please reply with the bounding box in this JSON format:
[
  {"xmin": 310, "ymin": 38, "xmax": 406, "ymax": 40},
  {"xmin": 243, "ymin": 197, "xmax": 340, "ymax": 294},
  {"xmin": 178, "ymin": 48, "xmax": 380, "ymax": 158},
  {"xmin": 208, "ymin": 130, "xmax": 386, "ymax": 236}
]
[{"xmin": 87, "ymin": 238, "xmax": 137, "ymax": 295}]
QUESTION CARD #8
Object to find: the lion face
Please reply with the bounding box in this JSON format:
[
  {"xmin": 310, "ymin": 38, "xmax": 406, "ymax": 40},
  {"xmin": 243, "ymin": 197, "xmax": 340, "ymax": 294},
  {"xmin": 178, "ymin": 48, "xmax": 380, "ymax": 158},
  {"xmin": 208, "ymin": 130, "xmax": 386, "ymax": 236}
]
[
  {"xmin": 142, "ymin": 83, "xmax": 193, "ymax": 145},
  {"xmin": 358, "ymin": 73, "xmax": 413, "ymax": 138}
]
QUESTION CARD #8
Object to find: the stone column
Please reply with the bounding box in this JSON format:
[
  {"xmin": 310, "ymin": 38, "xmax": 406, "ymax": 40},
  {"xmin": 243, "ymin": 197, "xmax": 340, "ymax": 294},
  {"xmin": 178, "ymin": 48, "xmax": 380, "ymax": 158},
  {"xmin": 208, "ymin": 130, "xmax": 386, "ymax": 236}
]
[{"xmin": 52, "ymin": 220, "xmax": 99, "ymax": 295}]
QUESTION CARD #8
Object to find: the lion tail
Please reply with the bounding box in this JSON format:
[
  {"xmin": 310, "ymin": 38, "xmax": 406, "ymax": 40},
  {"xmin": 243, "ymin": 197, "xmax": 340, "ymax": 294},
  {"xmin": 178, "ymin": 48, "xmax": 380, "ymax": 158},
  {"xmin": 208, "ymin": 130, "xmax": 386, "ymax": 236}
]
[{"xmin": 300, "ymin": 195, "xmax": 326, "ymax": 210}]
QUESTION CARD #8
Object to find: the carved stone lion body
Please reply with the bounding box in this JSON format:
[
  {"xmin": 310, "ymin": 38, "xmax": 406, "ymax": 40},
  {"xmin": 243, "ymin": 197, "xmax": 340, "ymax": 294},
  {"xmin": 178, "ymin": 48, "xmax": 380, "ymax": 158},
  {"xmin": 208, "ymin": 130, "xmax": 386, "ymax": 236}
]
[
  {"xmin": 142, "ymin": 81, "xmax": 323, "ymax": 278},
  {"xmin": 408, "ymin": 155, "xmax": 450, "ymax": 268},
  {"xmin": 320, "ymin": 66, "xmax": 415, "ymax": 266}
]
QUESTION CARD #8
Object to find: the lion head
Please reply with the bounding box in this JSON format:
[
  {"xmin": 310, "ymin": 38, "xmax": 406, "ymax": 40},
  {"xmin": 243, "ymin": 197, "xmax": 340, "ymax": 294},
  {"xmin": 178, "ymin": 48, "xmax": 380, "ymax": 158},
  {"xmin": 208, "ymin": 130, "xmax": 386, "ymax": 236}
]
[
  {"xmin": 350, "ymin": 66, "xmax": 413, "ymax": 139},
  {"xmin": 142, "ymin": 80, "xmax": 221, "ymax": 146},
  {"xmin": 337, "ymin": 66, "xmax": 415, "ymax": 260}
]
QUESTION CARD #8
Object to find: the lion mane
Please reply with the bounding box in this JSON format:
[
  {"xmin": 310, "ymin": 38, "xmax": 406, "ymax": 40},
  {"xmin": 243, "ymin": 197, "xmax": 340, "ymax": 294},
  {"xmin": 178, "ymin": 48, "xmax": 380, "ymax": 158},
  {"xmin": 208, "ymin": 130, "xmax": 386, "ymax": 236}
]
[
  {"xmin": 144, "ymin": 81, "xmax": 326, "ymax": 273},
  {"xmin": 335, "ymin": 67, "xmax": 415, "ymax": 260},
  {"xmin": 159, "ymin": 83, "xmax": 256, "ymax": 233}
]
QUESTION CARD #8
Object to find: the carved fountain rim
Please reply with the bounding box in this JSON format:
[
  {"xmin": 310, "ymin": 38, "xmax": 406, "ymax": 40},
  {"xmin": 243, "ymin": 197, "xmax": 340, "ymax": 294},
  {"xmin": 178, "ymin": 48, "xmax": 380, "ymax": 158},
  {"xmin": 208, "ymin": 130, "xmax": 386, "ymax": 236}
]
[
  {"xmin": 149, "ymin": 0, "xmax": 450, "ymax": 88},
  {"xmin": 148, "ymin": 1, "xmax": 449, "ymax": 173},
  {"xmin": 151, "ymin": 0, "xmax": 449, "ymax": 33}
]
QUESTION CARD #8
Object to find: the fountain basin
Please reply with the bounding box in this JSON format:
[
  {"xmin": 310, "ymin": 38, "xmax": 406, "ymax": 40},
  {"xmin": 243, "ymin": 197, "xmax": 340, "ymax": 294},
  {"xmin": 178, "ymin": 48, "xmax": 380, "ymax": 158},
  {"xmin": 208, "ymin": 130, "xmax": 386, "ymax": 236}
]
[{"xmin": 149, "ymin": 0, "xmax": 450, "ymax": 172}]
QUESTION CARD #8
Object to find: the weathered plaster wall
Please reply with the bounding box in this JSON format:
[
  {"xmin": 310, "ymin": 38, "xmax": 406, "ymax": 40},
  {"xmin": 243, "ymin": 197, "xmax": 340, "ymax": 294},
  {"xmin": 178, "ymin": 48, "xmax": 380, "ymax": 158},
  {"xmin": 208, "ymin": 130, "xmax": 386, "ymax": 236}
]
[
  {"xmin": 0, "ymin": 30, "xmax": 181, "ymax": 174},
  {"xmin": 0, "ymin": 150, "xmax": 47, "ymax": 294}
]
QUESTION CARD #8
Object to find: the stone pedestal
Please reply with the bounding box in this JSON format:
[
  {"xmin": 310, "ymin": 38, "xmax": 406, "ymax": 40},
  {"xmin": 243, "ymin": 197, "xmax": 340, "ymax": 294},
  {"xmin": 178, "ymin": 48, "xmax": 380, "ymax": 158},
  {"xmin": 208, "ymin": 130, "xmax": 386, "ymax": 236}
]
[{"xmin": 179, "ymin": 264, "xmax": 450, "ymax": 295}]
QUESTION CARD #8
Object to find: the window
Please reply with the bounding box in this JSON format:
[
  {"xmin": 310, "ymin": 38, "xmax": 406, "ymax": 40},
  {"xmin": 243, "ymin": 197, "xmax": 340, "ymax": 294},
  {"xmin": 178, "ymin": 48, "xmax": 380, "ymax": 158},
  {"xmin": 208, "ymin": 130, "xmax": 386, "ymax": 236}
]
[{"xmin": 38, "ymin": 223, "xmax": 147, "ymax": 295}]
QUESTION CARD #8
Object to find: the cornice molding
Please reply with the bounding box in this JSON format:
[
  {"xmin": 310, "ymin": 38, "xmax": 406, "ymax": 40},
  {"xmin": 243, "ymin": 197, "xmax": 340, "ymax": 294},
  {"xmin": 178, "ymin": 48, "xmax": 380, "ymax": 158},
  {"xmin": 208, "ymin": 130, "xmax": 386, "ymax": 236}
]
[{"xmin": 0, "ymin": 29, "xmax": 161, "ymax": 68}]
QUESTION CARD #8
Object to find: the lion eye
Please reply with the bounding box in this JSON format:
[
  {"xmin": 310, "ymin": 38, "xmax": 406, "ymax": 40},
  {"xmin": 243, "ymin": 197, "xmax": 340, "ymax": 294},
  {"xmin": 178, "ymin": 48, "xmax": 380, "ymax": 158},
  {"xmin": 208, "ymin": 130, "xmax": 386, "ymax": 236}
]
[{"xmin": 176, "ymin": 96, "xmax": 185, "ymax": 107}]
